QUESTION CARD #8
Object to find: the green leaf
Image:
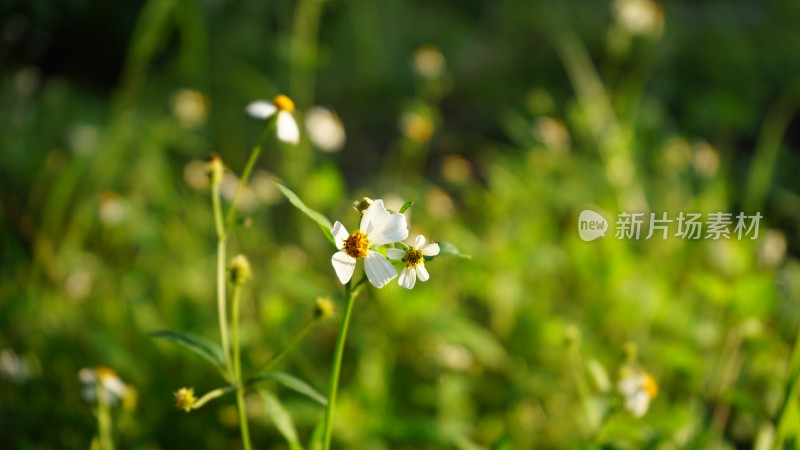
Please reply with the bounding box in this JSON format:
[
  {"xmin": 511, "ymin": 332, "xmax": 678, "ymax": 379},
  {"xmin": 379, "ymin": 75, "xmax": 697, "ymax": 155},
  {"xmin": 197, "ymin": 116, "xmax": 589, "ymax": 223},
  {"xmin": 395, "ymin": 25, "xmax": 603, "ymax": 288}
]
[
  {"xmin": 399, "ymin": 201, "xmax": 414, "ymax": 213},
  {"xmin": 150, "ymin": 330, "xmax": 226, "ymax": 376},
  {"xmin": 248, "ymin": 372, "xmax": 327, "ymax": 406},
  {"xmin": 273, "ymin": 179, "xmax": 335, "ymax": 245},
  {"xmin": 433, "ymin": 241, "xmax": 470, "ymax": 259},
  {"xmin": 259, "ymin": 390, "xmax": 304, "ymax": 450}
]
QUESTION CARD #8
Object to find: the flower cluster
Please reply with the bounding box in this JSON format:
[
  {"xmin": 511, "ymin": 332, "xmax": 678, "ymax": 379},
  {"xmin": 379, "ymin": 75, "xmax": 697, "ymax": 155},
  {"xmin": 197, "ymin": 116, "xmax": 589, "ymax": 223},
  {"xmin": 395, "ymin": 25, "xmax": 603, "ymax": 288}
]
[
  {"xmin": 331, "ymin": 199, "xmax": 439, "ymax": 289},
  {"xmin": 79, "ymin": 366, "xmax": 130, "ymax": 407},
  {"xmin": 617, "ymin": 366, "xmax": 658, "ymax": 417}
]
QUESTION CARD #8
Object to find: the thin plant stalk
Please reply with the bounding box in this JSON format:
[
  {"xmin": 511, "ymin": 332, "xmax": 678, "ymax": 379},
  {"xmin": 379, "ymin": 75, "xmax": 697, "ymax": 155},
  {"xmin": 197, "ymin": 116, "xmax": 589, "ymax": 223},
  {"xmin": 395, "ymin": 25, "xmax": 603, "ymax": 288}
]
[
  {"xmin": 224, "ymin": 118, "xmax": 276, "ymax": 230},
  {"xmin": 256, "ymin": 316, "xmax": 319, "ymax": 375},
  {"xmin": 231, "ymin": 284, "xmax": 253, "ymax": 450},
  {"xmin": 96, "ymin": 381, "xmax": 115, "ymax": 450},
  {"xmin": 211, "ymin": 177, "xmax": 234, "ymax": 382},
  {"xmin": 322, "ymin": 280, "xmax": 363, "ymax": 450}
]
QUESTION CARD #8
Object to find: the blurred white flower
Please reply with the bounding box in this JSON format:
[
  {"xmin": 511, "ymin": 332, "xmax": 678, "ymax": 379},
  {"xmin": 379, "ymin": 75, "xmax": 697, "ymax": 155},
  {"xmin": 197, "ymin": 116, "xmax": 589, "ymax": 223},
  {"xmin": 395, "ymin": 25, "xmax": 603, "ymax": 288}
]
[
  {"xmin": 435, "ymin": 342, "xmax": 473, "ymax": 371},
  {"xmin": 1, "ymin": 348, "xmax": 32, "ymax": 383},
  {"xmin": 79, "ymin": 366, "xmax": 129, "ymax": 406},
  {"xmin": 171, "ymin": 89, "xmax": 209, "ymax": 129},
  {"xmin": 98, "ymin": 191, "xmax": 127, "ymax": 227},
  {"xmin": 220, "ymin": 172, "xmax": 256, "ymax": 212},
  {"xmin": 612, "ymin": 0, "xmax": 664, "ymax": 37},
  {"xmin": 758, "ymin": 230, "xmax": 787, "ymax": 269},
  {"xmin": 534, "ymin": 116, "xmax": 571, "ymax": 152},
  {"xmin": 387, "ymin": 235, "xmax": 439, "ymax": 289},
  {"xmin": 331, "ymin": 199, "xmax": 408, "ymax": 288},
  {"xmin": 693, "ymin": 140, "xmax": 720, "ymax": 178},
  {"xmin": 67, "ymin": 123, "xmax": 101, "ymax": 156},
  {"xmin": 618, "ymin": 369, "xmax": 658, "ymax": 417},
  {"xmin": 183, "ymin": 159, "xmax": 210, "ymax": 191},
  {"xmin": 305, "ymin": 106, "xmax": 346, "ymax": 153},
  {"xmin": 412, "ymin": 44, "xmax": 446, "ymax": 79},
  {"xmin": 247, "ymin": 95, "xmax": 300, "ymax": 144}
]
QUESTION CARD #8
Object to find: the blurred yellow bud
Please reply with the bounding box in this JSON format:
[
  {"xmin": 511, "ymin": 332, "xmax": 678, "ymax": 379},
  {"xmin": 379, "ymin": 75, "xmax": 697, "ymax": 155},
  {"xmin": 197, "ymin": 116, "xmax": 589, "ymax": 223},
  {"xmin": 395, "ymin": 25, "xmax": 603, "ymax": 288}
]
[
  {"xmin": 399, "ymin": 111, "xmax": 435, "ymax": 144},
  {"xmin": 207, "ymin": 154, "xmax": 224, "ymax": 187},
  {"xmin": 174, "ymin": 387, "xmax": 197, "ymax": 412},
  {"xmin": 230, "ymin": 255, "xmax": 252, "ymax": 285},
  {"xmin": 314, "ymin": 297, "xmax": 335, "ymax": 319}
]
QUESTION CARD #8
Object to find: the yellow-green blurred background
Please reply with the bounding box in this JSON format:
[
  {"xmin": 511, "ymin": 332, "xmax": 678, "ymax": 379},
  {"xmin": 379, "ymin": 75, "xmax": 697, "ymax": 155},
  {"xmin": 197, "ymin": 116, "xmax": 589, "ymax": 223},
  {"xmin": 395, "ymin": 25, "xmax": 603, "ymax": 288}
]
[{"xmin": 2, "ymin": 0, "xmax": 800, "ymax": 448}]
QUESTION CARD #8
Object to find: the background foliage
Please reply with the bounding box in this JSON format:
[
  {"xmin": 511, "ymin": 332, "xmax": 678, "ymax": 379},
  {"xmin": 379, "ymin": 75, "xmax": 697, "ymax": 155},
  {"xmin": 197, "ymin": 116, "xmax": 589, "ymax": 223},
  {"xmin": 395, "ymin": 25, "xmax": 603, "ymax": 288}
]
[{"xmin": 2, "ymin": 0, "xmax": 800, "ymax": 448}]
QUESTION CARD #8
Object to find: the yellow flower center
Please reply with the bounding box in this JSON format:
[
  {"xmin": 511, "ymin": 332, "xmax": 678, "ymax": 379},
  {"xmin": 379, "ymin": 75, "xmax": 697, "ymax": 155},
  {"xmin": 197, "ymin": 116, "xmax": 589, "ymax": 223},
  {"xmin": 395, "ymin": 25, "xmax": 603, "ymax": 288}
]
[
  {"xmin": 343, "ymin": 231, "xmax": 370, "ymax": 258},
  {"xmin": 404, "ymin": 249, "xmax": 423, "ymax": 268},
  {"xmin": 273, "ymin": 94, "xmax": 295, "ymax": 113},
  {"xmin": 643, "ymin": 373, "xmax": 658, "ymax": 398},
  {"xmin": 95, "ymin": 366, "xmax": 117, "ymax": 381}
]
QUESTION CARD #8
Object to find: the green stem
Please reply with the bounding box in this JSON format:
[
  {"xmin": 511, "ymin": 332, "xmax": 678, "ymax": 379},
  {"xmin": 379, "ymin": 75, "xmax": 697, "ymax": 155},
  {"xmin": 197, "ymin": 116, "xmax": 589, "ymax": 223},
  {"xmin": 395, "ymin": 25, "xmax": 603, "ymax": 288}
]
[
  {"xmin": 776, "ymin": 327, "xmax": 800, "ymax": 446},
  {"xmin": 211, "ymin": 180, "xmax": 234, "ymax": 382},
  {"xmin": 96, "ymin": 381, "xmax": 115, "ymax": 450},
  {"xmin": 231, "ymin": 284, "xmax": 253, "ymax": 450},
  {"xmin": 322, "ymin": 282, "xmax": 359, "ymax": 450},
  {"xmin": 256, "ymin": 317, "xmax": 319, "ymax": 375},
  {"xmin": 193, "ymin": 386, "xmax": 236, "ymax": 410},
  {"xmin": 224, "ymin": 119, "xmax": 276, "ymax": 230}
]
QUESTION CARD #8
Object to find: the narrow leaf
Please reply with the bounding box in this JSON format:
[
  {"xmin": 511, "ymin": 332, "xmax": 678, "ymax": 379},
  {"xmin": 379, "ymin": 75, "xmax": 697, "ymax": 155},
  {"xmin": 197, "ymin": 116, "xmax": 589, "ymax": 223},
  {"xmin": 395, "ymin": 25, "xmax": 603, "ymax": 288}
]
[
  {"xmin": 399, "ymin": 201, "xmax": 414, "ymax": 213},
  {"xmin": 259, "ymin": 390, "xmax": 303, "ymax": 450},
  {"xmin": 150, "ymin": 330, "xmax": 226, "ymax": 375},
  {"xmin": 273, "ymin": 180, "xmax": 335, "ymax": 245},
  {"xmin": 432, "ymin": 241, "xmax": 470, "ymax": 259},
  {"xmin": 308, "ymin": 420, "xmax": 324, "ymax": 450},
  {"xmin": 249, "ymin": 372, "xmax": 327, "ymax": 406}
]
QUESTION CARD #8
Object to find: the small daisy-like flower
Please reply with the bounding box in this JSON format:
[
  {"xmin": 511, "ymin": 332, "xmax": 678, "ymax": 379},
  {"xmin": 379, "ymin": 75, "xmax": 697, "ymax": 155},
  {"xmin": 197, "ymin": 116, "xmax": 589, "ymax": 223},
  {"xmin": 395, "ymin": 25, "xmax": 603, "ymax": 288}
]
[
  {"xmin": 387, "ymin": 235, "xmax": 439, "ymax": 289},
  {"xmin": 331, "ymin": 199, "xmax": 409, "ymax": 288},
  {"xmin": 79, "ymin": 366, "xmax": 129, "ymax": 406},
  {"xmin": 246, "ymin": 94, "xmax": 300, "ymax": 144},
  {"xmin": 618, "ymin": 369, "xmax": 658, "ymax": 417}
]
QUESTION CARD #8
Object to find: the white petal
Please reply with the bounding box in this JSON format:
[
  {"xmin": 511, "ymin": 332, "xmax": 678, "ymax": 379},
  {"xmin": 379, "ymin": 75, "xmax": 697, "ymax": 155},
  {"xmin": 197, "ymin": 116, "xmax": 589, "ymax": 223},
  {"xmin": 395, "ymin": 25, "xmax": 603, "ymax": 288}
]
[
  {"xmin": 626, "ymin": 391, "xmax": 650, "ymax": 417},
  {"xmin": 363, "ymin": 251, "xmax": 397, "ymax": 288},
  {"xmin": 415, "ymin": 264, "xmax": 430, "ymax": 282},
  {"xmin": 103, "ymin": 377, "xmax": 128, "ymax": 398},
  {"xmin": 360, "ymin": 199, "xmax": 389, "ymax": 234},
  {"xmin": 413, "ymin": 235, "xmax": 426, "ymax": 249},
  {"xmin": 421, "ymin": 242, "xmax": 440, "ymax": 257},
  {"xmin": 277, "ymin": 112, "xmax": 300, "ymax": 144},
  {"xmin": 386, "ymin": 248, "xmax": 406, "ymax": 260},
  {"xmin": 246, "ymin": 101, "xmax": 277, "ymax": 119},
  {"xmin": 331, "ymin": 221, "xmax": 349, "ymax": 250},
  {"xmin": 398, "ymin": 267, "xmax": 416, "ymax": 289},
  {"xmin": 360, "ymin": 200, "xmax": 408, "ymax": 245},
  {"xmin": 331, "ymin": 251, "xmax": 356, "ymax": 284}
]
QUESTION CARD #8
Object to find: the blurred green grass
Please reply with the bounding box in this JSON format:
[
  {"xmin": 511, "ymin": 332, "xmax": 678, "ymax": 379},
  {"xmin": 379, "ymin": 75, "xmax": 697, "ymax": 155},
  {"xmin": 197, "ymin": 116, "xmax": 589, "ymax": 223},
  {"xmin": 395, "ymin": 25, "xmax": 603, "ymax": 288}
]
[{"xmin": 2, "ymin": 0, "xmax": 800, "ymax": 448}]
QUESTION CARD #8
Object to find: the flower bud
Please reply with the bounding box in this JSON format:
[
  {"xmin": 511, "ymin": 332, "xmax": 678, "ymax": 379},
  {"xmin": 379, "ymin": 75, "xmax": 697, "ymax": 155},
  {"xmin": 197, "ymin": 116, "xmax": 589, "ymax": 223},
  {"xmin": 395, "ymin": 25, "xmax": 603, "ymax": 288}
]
[
  {"xmin": 174, "ymin": 387, "xmax": 196, "ymax": 412},
  {"xmin": 229, "ymin": 255, "xmax": 252, "ymax": 285},
  {"xmin": 314, "ymin": 297, "xmax": 335, "ymax": 319},
  {"xmin": 207, "ymin": 153, "xmax": 224, "ymax": 187},
  {"xmin": 352, "ymin": 197, "xmax": 373, "ymax": 216}
]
